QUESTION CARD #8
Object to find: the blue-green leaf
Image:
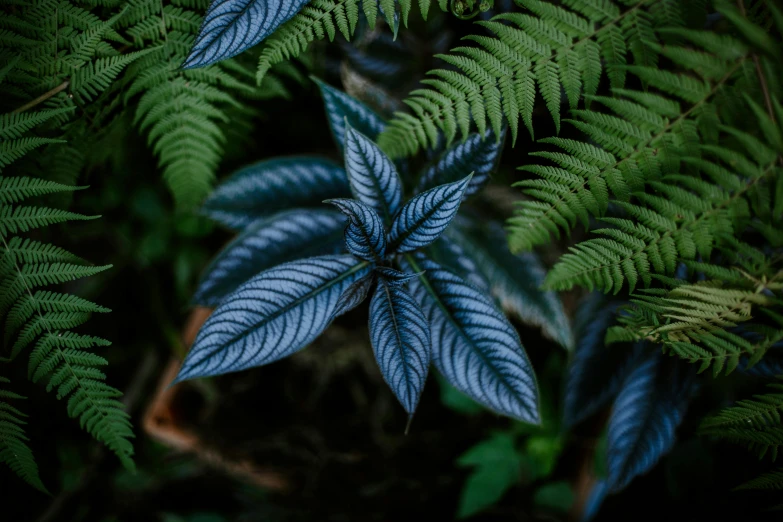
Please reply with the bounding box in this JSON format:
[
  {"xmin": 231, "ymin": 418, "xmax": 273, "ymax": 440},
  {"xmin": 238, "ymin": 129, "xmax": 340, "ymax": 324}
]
[
  {"xmin": 175, "ymin": 255, "xmax": 372, "ymax": 382},
  {"xmin": 182, "ymin": 0, "xmax": 311, "ymax": 68},
  {"xmin": 417, "ymin": 129, "xmax": 505, "ymax": 196},
  {"xmin": 403, "ymin": 254, "xmax": 540, "ymax": 423},
  {"xmin": 388, "ymin": 176, "xmax": 471, "ymax": 254},
  {"xmin": 325, "ymin": 199, "xmax": 387, "ymax": 261},
  {"xmin": 448, "ymin": 219, "xmax": 572, "ymax": 350},
  {"xmin": 563, "ymin": 293, "xmax": 642, "ymax": 427},
  {"xmin": 606, "ymin": 351, "xmax": 693, "ymax": 493},
  {"xmin": 344, "ymin": 124, "xmax": 403, "ymax": 223},
  {"xmin": 314, "ymin": 77, "xmax": 387, "ymax": 152},
  {"xmin": 201, "ymin": 157, "xmax": 349, "ymax": 230},
  {"xmin": 370, "ymin": 271, "xmax": 431, "ymax": 414},
  {"xmin": 192, "ymin": 209, "xmax": 345, "ymax": 307}
]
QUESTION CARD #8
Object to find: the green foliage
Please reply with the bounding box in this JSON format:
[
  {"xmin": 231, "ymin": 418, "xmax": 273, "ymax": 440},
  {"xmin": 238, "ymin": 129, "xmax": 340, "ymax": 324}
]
[
  {"xmin": 377, "ymin": 0, "xmax": 676, "ymax": 157},
  {"xmin": 701, "ymin": 383, "xmax": 783, "ymax": 461},
  {"xmin": 737, "ymin": 468, "xmax": 783, "ymax": 490},
  {"xmin": 456, "ymin": 432, "xmax": 521, "ymax": 518},
  {"xmin": 0, "ymin": 166, "xmax": 135, "ymax": 477},
  {"xmin": 121, "ymin": 0, "xmax": 283, "ymax": 208},
  {"xmin": 0, "ymin": 377, "xmax": 46, "ymax": 493},
  {"xmin": 255, "ymin": 0, "xmax": 448, "ymax": 84}
]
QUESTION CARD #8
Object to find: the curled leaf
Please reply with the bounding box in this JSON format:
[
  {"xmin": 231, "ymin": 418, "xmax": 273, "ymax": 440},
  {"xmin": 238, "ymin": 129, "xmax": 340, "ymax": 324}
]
[{"xmin": 325, "ymin": 198, "xmax": 387, "ymax": 261}]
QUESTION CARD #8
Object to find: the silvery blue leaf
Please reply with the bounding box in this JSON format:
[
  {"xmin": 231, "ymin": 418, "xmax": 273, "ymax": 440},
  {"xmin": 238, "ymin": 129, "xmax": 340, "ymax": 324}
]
[
  {"xmin": 417, "ymin": 129, "xmax": 505, "ymax": 197},
  {"xmin": 333, "ymin": 273, "xmax": 374, "ymax": 317},
  {"xmin": 174, "ymin": 255, "xmax": 372, "ymax": 382},
  {"xmin": 370, "ymin": 275, "xmax": 431, "ymax": 414},
  {"xmin": 374, "ymin": 266, "xmax": 420, "ymax": 287},
  {"xmin": 446, "ymin": 218, "xmax": 572, "ymax": 349},
  {"xmin": 325, "ymin": 199, "xmax": 387, "ymax": 261},
  {"xmin": 314, "ymin": 77, "xmax": 387, "ymax": 152},
  {"xmin": 563, "ymin": 293, "xmax": 641, "ymax": 428},
  {"xmin": 344, "ymin": 123, "xmax": 403, "ymax": 223},
  {"xmin": 606, "ymin": 351, "xmax": 693, "ymax": 493},
  {"xmin": 192, "ymin": 209, "xmax": 345, "ymax": 307},
  {"xmin": 201, "ymin": 157, "xmax": 349, "ymax": 230},
  {"xmin": 402, "ymin": 254, "xmax": 540, "ymax": 423},
  {"xmin": 388, "ymin": 175, "xmax": 471, "ymax": 254},
  {"xmin": 182, "ymin": 0, "xmax": 310, "ymax": 69}
]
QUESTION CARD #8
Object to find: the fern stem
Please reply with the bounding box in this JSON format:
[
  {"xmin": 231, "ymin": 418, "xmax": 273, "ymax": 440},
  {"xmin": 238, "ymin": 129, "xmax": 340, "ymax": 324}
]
[{"xmin": 11, "ymin": 81, "xmax": 70, "ymax": 114}]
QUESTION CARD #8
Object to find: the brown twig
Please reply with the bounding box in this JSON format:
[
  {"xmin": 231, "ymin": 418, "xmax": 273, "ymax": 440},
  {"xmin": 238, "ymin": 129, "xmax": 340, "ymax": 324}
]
[{"xmin": 12, "ymin": 80, "xmax": 70, "ymax": 114}]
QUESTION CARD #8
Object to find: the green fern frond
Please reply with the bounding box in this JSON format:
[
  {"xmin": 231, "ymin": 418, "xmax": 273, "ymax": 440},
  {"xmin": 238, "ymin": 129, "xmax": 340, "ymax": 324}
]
[
  {"xmin": 538, "ymin": 104, "xmax": 778, "ymax": 293},
  {"xmin": 70, "ymin": 49, "xmax": 152, "ymax": 103},
  {"xmin": 256, "ymin": 0, "xmax": 360, "ymax": 84},
  {"xmin": 120, "ymin": 1, "xmax": 274, "ymax": 208},
  {"xmin": 376, "ymin": 0, "xmax": 671, "ymax": 157},
  {"xmin": 0, "ymin": 176, "xmax": 84, "ymax": 204},
  {"xmin": 0, "ymin": 174, "xmax": 132, "ymax": 469},
  {"xmin": 701, "ymin": 383, "xmax": 783, "ymax": 461},
  {"xmin": 506, "ymin": 46, "xmax": 749, "ymax": 253},
  {"xmin": 737, "ymin": 468, "xmax": 783, "ymax": 490},
  {"xmin": 0, "ymin": 377, "xmax": 46, "ymax": 493},
  {"xmin": 0, "ymin": 138, "xmax": 66, "ymax": 170},
  {"xmin": 0, "ymin": 108, "xmax": 75, "ymax": 140}
]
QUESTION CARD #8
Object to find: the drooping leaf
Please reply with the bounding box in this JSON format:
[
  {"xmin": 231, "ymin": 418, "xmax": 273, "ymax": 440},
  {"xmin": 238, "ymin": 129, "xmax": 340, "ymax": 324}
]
[
  {"xmin": 333, "ymin": 273, "xmax": 374, "ymax": 316},
  {"xmin": 563, "ymin": 293, "xmax": 643, "ymax": 427},
  {"xmin": 175, "ymin": 255, "xmax": 373, "ymax": 383},
  {"xmin": 200, "ymin": 157, "xmax": 349, "ymax": 230},
  {"xmin": 606, "ymin": 351, "xmax": 694, "ymax": 493},
  {"xmin": 314, "ymin": 77, "xmax": 387, "ymax": 152},
  {"xmin": 182, "ymin": 0, "xmax": 312, "ymax": 68},
  {"xmin": 388, "ymin": 175, "xmax": 472, "ymax": 254},
  {"xmin": 448, "ymin": 219, "xmax": 572, "ymax": 350},
  {"xmin": 403, "ymin": 254, "xmax": 540, "ymax": 423},
  {"xmin": 344, "ymin": 123, "xmax": 403, "ymax": 223},
  {"xmin": 192, "ymin": 209, "xmax": 345, "ymax": 307},
  {"xmin": 416, "ymin": 129, "xmax": 505, "ymax": 197},
  {"xmin": 370, "ymin": 271, "xmax": 431, "ymax": 414},
  {"xmin": 325, "ymin": 199, "xmax": 387, "ymax": 261}
]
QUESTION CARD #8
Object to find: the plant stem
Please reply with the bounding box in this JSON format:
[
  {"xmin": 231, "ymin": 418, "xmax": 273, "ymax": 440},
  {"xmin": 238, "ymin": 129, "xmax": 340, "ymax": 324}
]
[{"xmin": 12, "ymin": 80, "xmax": 70, "ymax": 114}]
